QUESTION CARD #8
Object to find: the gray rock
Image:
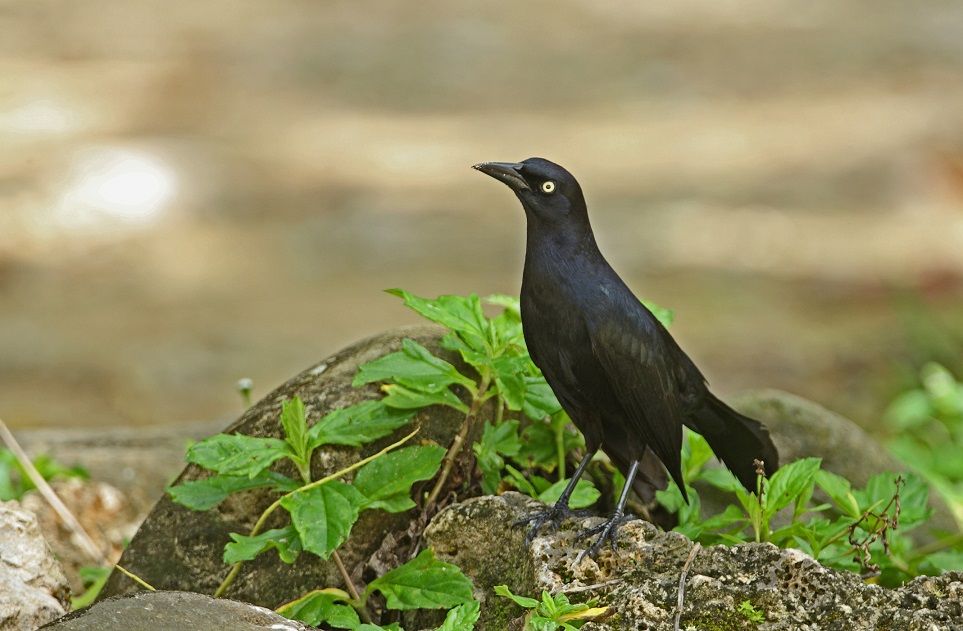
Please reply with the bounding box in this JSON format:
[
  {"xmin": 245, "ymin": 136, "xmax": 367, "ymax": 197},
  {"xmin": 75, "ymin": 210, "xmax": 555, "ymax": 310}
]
[
  {"xmin": 99, "ymin": 326, "xmax": 467, "ymax": 608},
  {"xmin": 41, "ymin": 591, "xmax": 317, "ymax": 630},
  {"xmin": 425, "ymin": 493, "xmax": 963, "ymax": 631},
  {"xmin": 0, "ymin": 500, "xmax": 70, "ymax": 631}
]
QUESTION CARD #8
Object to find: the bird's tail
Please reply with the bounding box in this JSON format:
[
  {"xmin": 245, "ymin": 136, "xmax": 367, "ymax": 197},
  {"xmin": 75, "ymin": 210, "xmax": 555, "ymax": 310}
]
[{"xmin": 690, "ymin": 393, "xmax": 779, "ymax": 493}]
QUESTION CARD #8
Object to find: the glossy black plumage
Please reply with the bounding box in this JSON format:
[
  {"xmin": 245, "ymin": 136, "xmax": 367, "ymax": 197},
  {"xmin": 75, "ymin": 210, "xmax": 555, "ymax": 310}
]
[{"xmin": 474, "ymin": 157, "xmax": 779, "ymax": 552}]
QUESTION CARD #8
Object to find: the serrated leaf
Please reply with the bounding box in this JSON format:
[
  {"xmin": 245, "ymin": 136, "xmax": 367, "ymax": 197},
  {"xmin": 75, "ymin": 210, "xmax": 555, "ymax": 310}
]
[
  {"xmin": 538, "ymin": 478, "xmax": 600, "ymax": 509},
  {"xmin": 308, "ymin": 400, "xmax": 414, "ymax": 449},
  {"xmin": 764, "ymin": 457, "xmax": 821, "ymax": 518},
  {"xmin": 387, "ymin": 289, "xmax": 490, "ymax": 353},
  {"xmin": 382, "ymin": 383, "xmax": 470, "ymax": 414},
  {"xmin": 438, "ymin": 600, "xmax": 481, "ymax": 631},
  {"xmin": 494, "ymin": 584, "xmax": 539, "ymax": 609},
  {"xmin": 368, "ymin": 549, "xmax": 474, "ymax": 610},
  {"xmin": 354, "ymin": 339, "xmax": 475, "ymax": 393},
  {"xmin": 277, "ymin": 589, "xmax": 360, "ymax": 629},
  {"xmin": 521, "ymin": 376, "xmax": 562, "ymax": 420},
  {"xmin": 492, "ymin": 354, "xmax": 530, "ymax": 411},
  {"xmin": 280, "ymin": 397, "xmax": 309, "ymax": 461},
  {"xmin": 186, "ymin": 433, "xmax": 291, "ymax": 478},
  {"xmin": 815, "ymin": 470, "xmax": 860, "ymax": 519},
  {"xmin": 224, "ymin": 525, "xmax": 301, "ymax": 564},
  {"xmin": 280, "ymin": 481, "xmax": 366, "ymax": 559},
  {"xmin": 167, "ymin": 472, "xmax": 295, "ymax": 510},
  {"xmin": 354, "ymin": 445, "xmax": 445, "ymax": 512},
  {"xmin": 473, "ymin": 421, "xmax": 521, "ymax": 494}
]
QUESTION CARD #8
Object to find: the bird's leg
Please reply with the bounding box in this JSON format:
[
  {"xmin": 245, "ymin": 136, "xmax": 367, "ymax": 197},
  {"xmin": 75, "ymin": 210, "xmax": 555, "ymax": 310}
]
[
  {"xmin": 575, "ymin": 459, "xmax": 639, "ymax": 563},
  {"xmin": 515, "ymin": 449, "xmax": 597, "ymax": 543}
]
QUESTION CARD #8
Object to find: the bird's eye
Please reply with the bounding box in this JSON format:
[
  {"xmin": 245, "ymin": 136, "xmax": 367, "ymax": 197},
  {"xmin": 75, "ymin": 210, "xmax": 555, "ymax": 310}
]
[{"xmin": 541, "ymin": 181, "xmax": 556, "ymax": 194}]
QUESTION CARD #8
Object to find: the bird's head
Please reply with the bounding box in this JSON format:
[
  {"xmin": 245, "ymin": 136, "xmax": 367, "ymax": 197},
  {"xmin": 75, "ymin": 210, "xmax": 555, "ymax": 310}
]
[{"xmin": 473, "ymin": 157, "xmax": 586, "ymax": 224}]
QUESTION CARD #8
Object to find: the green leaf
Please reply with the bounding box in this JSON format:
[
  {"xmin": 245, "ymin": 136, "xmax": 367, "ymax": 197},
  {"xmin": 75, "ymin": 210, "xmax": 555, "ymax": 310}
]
[
  {"xmin": 381, "ymin": 384, "xmax": 470, "ymax": 414},
  {"xmin": 354, "ymin": 339, "xmax": 476, "ymax": 393},
  {"xmin": 438, "ymin": 601, "xmax": 481, "ymax": 631},
  {"xmin": 280, "ymin": 397, "xmax": 310, "ymax": 462},
  {"xmin": 186, "ymin": 433, "xmax": 291, "ymax": 478},
  {"xmin": 308, "ymin": 400, "xmax": 415, "ymax": 449},
  {"xmin": 683, "ymin": 431, "xmax": 714, "ymax": 480},
  {"xmin": 277, "ymin": 589, "xmax": 360, "ymax": 629},
  {"xmin": 883, "ymin": 390, "xmax": 932, "ymax": 430},
  {"xmin": 640, "ymin": 299, "xmax": 674, "ymax": 327},
  {"xmin": 492, "ymin": 354, "xmax": 530, "ymax": 411},
  {"xmin": 538, "ymin": 478, "xmax": 600, "ymax": 509},
  {"xmin": 354, "ymin": 445, "xmax": 445, "ymax": 512},
  {"xmin": 494, "ymin": 584, "xmax": 539, "ymax": 609},
  {"xmin": 368, "ymin": 549, "xmax": 475, "ymax": 610},
  {"xmin": 70, "ymin": 565, "xmax": 111, "ymax": 610},
  {"xmin": 484, "ymin": 294, "xmax": 521, "ymax": 317},
  {"xmin": 815, "ymin": 470, "xmax": 860, "ymax": 519},
  {"xmin": 521, "ymin": 376, "xmax": 562, "ymax": 420},
  {"xmin": 167, "ymin": 472, "xmax": 296, "ymax": 510},
  {"xmin": 387, "ymin": 289, "xmax": 490, "ymax": 353},
  {"xmin": 280, "ymin": 481, "xmax": 366, "ymax": 559},
  {"xmin": 764, "ymin": 457, "xmax": 821, "ymax": 518},
  {"xmin": 473, "ymin": 421, "xmax": 521, "ymax": 494},
  {"xmin": 224, "ymin": 525, "xmax": 302, "ymax": 564}
]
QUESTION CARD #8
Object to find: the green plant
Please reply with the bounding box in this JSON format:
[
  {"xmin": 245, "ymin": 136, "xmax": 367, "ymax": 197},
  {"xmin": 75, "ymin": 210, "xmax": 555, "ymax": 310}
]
[
  {"xmin": 167, "ymin": 396, "xmax": 475, "ymax": 628},
  {"xmin": 70, "ymin": 566, "xmax": 112, "ymax": 610},
  {"xmin": 0, "ymin": 449, "xmax": 87, "ymax": 501},
  {"xmin": 736, "ymin": 600, "xmax": 765, "ymax": 623},
  {"xmin": 494, "ymin": 585, "xmax": 607, "ymax": 630},
  {"xmin": 656, "ymin": 430, "xmax": 963, "ymax": 586},
  {"xmin": 884, "ymin": 362, "xmax": 963, "ymax": 527}
]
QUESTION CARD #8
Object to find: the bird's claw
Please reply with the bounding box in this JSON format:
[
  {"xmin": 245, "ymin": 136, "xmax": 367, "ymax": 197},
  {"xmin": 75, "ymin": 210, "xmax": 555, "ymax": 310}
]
[
  {"xmin": 574, "ymin": 512, "xmax": 634, "ymax": 564},
  {"xmin": 514, "ymin": 503, "xmax": 579, "ymax": 544}
]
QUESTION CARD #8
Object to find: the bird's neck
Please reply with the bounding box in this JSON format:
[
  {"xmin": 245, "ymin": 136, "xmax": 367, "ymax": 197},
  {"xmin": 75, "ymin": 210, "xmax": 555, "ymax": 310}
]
[{"xmin": 524, "ymin": 215, "xmax": 601, "ymax": 269}]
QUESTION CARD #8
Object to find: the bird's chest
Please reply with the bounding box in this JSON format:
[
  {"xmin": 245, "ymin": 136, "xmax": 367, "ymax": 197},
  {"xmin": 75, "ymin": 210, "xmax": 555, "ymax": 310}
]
[{"xmin": 520, "ymin": 269, "xmax": 613, "ymax": 403}]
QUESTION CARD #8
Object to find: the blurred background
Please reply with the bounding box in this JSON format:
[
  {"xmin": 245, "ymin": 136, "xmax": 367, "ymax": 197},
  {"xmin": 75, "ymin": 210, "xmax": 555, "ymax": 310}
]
[{"xmin": 2, "ymin": 0, "xmax": 963, "ymax": 432}]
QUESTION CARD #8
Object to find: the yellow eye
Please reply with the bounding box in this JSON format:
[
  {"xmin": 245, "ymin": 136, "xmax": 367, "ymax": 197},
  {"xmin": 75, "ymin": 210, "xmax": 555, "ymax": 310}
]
[{"xmin": 541, "ymin": 181, "xmax": 556, "ymax": 194}]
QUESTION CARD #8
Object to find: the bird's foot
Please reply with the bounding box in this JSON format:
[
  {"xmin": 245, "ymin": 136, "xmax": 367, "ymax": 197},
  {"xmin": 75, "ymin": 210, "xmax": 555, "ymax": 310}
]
[
  {"xmin": 574, "ymin": 512, "xmax": 634, "ymax": 564},
  {"xmin": 514, "ymin": 502, "xmax": 582, "ymax": 544}
]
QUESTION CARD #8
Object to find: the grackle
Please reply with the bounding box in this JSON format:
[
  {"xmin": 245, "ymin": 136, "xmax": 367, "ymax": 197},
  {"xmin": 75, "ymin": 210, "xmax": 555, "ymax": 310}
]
[{"xmin": 474, "ymin": 157, "xmax": 779, "ymax": 560}]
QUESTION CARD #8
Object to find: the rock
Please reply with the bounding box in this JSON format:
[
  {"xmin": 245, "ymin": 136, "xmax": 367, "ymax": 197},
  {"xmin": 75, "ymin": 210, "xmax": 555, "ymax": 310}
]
[
  {"xmin": 0, "ymin": 500, "xmax": 70, "ymax": 630},
  {"xmin": 40, "ymin": 591, "xmax": 317, "ymax": 630},
  {"xmin": 731, "ymin": 389, "xmax": 959, "ymax": 536},
  {"xmin": 425, "ymin": 493, "xmax": 963, "ymax": 631},
  {"xmin": 99, "ymin": 325, "xmax": 467, "ymax": 607}
]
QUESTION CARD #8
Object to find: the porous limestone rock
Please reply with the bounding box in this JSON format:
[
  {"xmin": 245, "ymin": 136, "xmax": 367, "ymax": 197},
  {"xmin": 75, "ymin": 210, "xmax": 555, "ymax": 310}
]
[
  {"xmin": 99, "ymin": 325, "xmax": 468, "ymax": 607},
  {"xmin": 41, "ymin": 591, "xmax": 317, "ymax": 630},
  {"xmin": 0, "ymin": 500, "xmax": 70, "ymax": 630},
  {"xmin": 425, "ymin": 493, "xmax": 963, "ymax": 631}
]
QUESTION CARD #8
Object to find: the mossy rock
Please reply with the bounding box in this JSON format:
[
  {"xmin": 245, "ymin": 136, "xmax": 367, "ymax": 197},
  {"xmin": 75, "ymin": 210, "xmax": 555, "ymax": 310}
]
[{"xmin": 99, "ymin": 325, "xmax": 467, "ymax": 607}]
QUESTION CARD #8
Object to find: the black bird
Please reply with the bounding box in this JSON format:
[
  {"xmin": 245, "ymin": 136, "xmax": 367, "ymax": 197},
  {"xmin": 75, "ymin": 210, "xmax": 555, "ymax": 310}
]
[{"xmin": 474, "ymin": 157, "xmax": 779, "ymax": 558}]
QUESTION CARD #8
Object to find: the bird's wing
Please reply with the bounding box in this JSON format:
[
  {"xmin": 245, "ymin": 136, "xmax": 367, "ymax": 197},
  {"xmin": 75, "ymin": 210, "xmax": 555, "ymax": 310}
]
[{"xmin": 588, "ymin": 305, "xmax": 689, "ymax": 491}]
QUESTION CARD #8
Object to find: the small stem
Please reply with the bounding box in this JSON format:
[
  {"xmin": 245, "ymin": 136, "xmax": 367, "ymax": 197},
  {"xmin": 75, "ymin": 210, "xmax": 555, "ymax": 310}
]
[
  {"xmin": 332, "ymin": 551, "xmax": 372, "ymax": 624},
  {"xmin": 555, "ymin": 422, "xmax": 566, "ymax": 480},
  {"xmin": 424, "ymin": 377, "xmax": 490, "ymax": 509},
  {"xmin": 115, "ymin": 564, "xmax": 156, "ymax": 591},
  {"xmin": 213, "ymin": 428, "xmax": 419, "ymax": 598}
]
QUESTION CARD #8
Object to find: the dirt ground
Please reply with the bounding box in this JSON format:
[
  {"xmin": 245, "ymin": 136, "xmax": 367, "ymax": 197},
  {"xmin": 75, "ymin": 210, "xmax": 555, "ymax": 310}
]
[{"xmin": 2, "ymin": 0, "xmax": 962, "ymax": 431}]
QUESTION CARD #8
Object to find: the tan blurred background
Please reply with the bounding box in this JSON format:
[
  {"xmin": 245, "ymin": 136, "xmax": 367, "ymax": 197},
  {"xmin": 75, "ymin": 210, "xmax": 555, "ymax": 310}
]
[{"xmin": 2, "ymin": 0, "xmax": 963, "ymax": 431}]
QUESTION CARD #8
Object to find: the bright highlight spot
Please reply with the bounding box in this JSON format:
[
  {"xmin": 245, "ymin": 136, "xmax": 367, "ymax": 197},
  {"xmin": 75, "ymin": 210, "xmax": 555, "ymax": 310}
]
[{"xmin": 55, "ymin": 148, "xmax": 178, "ymax": 229}]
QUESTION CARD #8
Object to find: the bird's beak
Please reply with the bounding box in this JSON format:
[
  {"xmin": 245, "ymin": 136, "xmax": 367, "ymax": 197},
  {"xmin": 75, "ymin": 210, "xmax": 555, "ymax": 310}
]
[{"xmin": 472, "ymin": 162, "xmax": 530, "ymax": 192}]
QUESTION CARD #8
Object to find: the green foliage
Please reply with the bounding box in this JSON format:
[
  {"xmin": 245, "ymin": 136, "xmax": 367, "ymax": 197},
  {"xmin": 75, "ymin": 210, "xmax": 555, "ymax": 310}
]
[
  {"xmin": 737, "ymin": 600, "xmax": 765, "ymax": 623},
  {"xmin": 277, "ymin": 552, "xmax": 476, "ymax": 631},
  {"xmin": 168, "ymin": 395, "xmax": 477, "ymax": 629},
  {"xmin": 884, "ymin": 362, "xmax": 963, "ymax": 526},
  {"xmin": 70, "ymin": 565, "xmax": 112, "ymax": 610},
  {"xmin": 0, "ymin": 449, "xmax": 87, "ymax": 501},
  {"xmin": 494, "ymin": 585, "xmax": 606, "ymax": 630},
  {"xmin": 367, "ymin": 549, "xmax": 475, "ymax": 610},
  {"xmin": 656, "ymin": 430, "xmax": 963, "ymax": 585}
]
